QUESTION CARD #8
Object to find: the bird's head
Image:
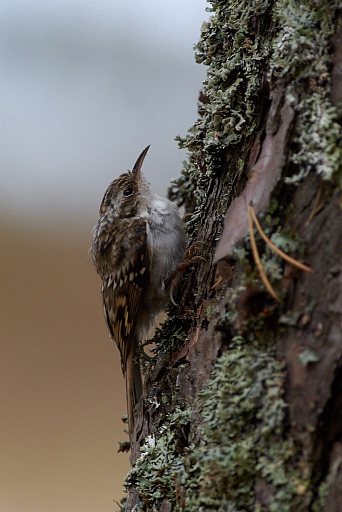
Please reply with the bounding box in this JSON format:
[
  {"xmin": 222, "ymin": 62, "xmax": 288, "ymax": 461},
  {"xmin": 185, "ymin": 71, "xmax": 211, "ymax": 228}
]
[{"xmin": 99, "ymin": 145, "xmax": 151, "ymax": 220}]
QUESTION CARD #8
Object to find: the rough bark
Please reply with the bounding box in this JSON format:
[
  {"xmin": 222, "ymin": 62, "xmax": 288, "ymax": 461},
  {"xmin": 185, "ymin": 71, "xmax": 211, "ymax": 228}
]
[{"xmin": 122, "ymin": 2, "xmax": 342, "ymax": 511}]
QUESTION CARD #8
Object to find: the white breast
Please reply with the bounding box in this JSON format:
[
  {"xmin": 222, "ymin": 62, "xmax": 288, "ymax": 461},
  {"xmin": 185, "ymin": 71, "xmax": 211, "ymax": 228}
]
[{"xmin": 146, "ymin": 195, "xmax": 186, "ymax": 288}]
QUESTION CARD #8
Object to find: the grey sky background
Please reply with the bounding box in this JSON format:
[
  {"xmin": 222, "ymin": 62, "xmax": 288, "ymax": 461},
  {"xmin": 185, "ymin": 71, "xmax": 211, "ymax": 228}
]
[{"xmin": 0, "ymin": 0, "xmax": 208, "ymax": 230}]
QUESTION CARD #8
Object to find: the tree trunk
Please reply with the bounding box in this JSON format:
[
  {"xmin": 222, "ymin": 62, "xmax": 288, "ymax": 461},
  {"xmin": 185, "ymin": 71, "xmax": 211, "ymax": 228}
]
[{"xmin": 124, "ymin": 1, "xmax": 342, "ymax": 510}]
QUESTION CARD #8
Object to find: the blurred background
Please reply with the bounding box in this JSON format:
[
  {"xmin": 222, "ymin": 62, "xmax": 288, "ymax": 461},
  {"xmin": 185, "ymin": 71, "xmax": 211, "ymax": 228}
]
[{"xmin": 0, "ymin": 1, "xmax": 208, "ymax": 511}]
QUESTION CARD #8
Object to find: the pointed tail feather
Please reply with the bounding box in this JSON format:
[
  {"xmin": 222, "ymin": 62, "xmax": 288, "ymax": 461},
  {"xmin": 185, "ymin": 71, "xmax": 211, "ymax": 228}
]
[{"xmin": 125, "ymin": 346, "xmax": 143, "ymax": 441}]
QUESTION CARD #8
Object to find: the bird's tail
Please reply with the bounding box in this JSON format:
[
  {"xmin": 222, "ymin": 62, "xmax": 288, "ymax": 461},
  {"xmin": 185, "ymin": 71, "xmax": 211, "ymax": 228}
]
[{"xmin": 125, "ymin": 345, "xmax": 143, "ymax": 441}]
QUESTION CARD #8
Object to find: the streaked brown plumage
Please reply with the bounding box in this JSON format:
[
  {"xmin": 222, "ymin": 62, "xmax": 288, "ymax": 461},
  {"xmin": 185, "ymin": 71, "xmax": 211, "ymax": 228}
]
[{"xmin": 90, "ymin": 146, "xmax": 185, "ymax": 439}]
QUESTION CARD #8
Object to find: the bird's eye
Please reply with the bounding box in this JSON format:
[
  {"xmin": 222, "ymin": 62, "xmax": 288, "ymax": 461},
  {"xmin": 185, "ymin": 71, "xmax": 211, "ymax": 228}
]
[{"xmin": 123, "ymin": 188, "xmax": 134, "ymax": 197}]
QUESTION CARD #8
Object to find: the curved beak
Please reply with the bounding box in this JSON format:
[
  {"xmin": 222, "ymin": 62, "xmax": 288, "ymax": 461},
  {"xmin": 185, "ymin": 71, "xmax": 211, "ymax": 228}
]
[{"xmin": 132, "ymin": 145, "xmax": 150, "ymax": 180}]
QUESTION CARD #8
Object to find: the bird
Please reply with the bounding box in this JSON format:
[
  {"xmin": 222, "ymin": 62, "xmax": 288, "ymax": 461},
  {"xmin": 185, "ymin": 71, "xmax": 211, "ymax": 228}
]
[{"xmin": 90, "ymin": 146, "xmax": 186, "ymax": 440}]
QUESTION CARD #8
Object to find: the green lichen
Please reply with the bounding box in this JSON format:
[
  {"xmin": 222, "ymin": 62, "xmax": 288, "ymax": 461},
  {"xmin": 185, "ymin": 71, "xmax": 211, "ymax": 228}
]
[
  {"xmin": 195, "ymin": 0, "xmax": 271, "ymax": 149},
  {"xmin": 125, "ymin": 408, "xmax": 191, "ymax": 511},
  {"xmin": 311, "ymin": 438, "xmax": 342, "ymax": 512},
  {"xmin": 269, "ymin": 0, "xmax": 342, "ymax": 184},
  {"xmin": 126, "ymin": 337, "xmax": 312, "ymax": 512},
  {"xmin": 184, "ymin": 336, "xmax": 311, "ymax": 511},
  {"xmin": 298, "ymin": 348, "xmax": 320, "ymax": 366},
  {"xmin": 269, "ymin": 0, "xmax": 335, "ymax": 83},
  {"xmin": 287, "ymin": 93, "xmax": 342, "ymax": 184},
  {"xmin": 171, "ymin": 0, "xmax": 342, "ymax": 233},
  {"xmin": 170, "ymin": 0, "xmax": 273, "ymax": 240}
]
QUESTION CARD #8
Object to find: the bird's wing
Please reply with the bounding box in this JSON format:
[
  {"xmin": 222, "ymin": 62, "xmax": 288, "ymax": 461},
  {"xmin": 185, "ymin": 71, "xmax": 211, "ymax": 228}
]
[{"xmin": 101, "ymin": 217, "xmax": 151, "ymax": 375}]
